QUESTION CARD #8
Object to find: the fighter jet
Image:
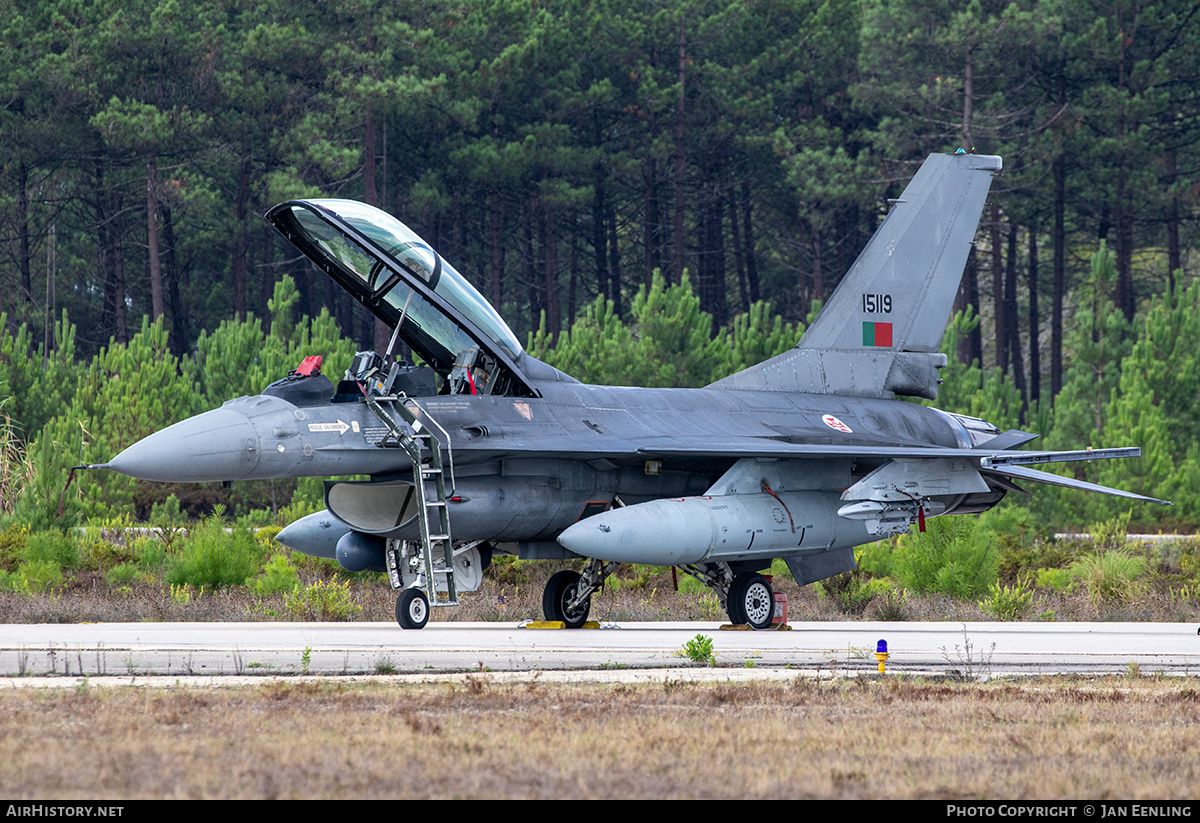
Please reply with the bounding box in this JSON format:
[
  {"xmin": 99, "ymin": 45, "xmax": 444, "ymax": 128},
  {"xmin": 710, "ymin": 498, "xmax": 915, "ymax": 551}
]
[{"xmin": 99, "ymin": 152, "xmax": 1168, "ymax": 629}]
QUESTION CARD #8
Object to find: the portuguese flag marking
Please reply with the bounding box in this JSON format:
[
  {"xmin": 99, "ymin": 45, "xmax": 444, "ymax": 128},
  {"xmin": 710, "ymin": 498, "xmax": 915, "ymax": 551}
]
[{"xmin": 862, "ymin": 321, "xmax": 893, "ymax": 347}]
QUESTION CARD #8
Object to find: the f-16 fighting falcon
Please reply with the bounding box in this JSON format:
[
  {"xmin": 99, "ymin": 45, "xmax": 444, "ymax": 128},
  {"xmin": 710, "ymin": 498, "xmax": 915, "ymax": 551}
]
[{"xmin": 98, "ymin": 152, "xmax": 1168, "ymax": 629}]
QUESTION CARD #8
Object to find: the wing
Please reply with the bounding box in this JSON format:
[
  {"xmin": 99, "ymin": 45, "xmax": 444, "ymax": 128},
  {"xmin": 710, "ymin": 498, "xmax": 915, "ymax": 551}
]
[{"xmin": 634, "ymin": 437, "xmax": 1170, "ymax": 505}]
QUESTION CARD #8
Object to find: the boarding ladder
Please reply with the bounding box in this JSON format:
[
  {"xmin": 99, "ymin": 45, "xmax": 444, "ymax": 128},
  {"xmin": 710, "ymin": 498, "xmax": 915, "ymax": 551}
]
[{"xmin": 364, "ymin": 395, "xmax": 458, "ymax": 607}]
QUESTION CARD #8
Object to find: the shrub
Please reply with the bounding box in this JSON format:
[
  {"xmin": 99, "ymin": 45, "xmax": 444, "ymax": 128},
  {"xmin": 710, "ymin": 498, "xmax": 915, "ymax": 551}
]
[
  {"xmin": 0, "ymin": 524, "xmax": 28, "ymax": 571},
  {"xmin": 283, "ymin": 575, "xmax": 362, "ymax": 621},
  {"xmin": 869, "ymin": 587, "xmax": 910, "ymax": 621},
  {"xmin": 104, "ymin": 562, "xmax": 141, "ymax": 586},
  {"xmin": 167, "ymin": 510, "xmax": 262, "ymax": 590},
  {"xmin": 979, "ymin": 579, "xmax": 1034, "ymax": 620},
  {"xmin": 253, "ymin": 554, "xmax": 301, "ymax": 597},
  {"xmin": 16, "ymin": 559, "xmax": 63, "ymax": 593},
  {"xmin": 1068, "ymin": 551, "xmax": 1146, "ymax": 606},
  {"xmin": 817, "ymin": 563, "xmax": 890, "ymax": 615},
  {"xmin": 677, "ymin": 634, "xmax": 715, "ymax": 664},
  {"xmin": 23, "ymin": 530, "xmax": 80, "ymax": 571},
  {"xmin": 1035, "ymin": 567, "xmax": 1073, "ymax": 592},
  {"xmin": 891, "ymin": 516, "xmax": 997, "ymax": 599}
]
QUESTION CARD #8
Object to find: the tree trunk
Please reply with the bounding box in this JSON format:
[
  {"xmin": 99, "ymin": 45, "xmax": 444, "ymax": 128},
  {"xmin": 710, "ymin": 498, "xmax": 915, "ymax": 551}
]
[
  {"xmin": 644, "ymin": 157, "xmax": 662, "ymax": 288},
  {"xmin": 1005, "ymin": 225, "xmax": 1026, "ymax": 418},
  {"xmin": 1028, "ymin": 229, "xmax": 1040, "ymax": 406},
  {"xmin": 990, "ymin": 204, "xmax": 1004, "ymax": 371},
  {"xmin": 147, "ymin": 154, "xmax": 164, "ymax": 322},
  {"xmin": 740, "ymin": 181, "xmax": 759, "ymax": 305},
  {"xmin": 17, "ymin": 159, "xmax": 30, "ymax": 306},
  {"xmin": 1052, "ymin": 150, "xmax": 1065, "ymax": 401},
  {"xmin": 162, "ymin": 206, "xmax": 188, "ymax": 356},
  {"xmin": 233, "ymin": 137, "xmax": 251, "ymax": 322},
  {"xmin": 728, "ymin": 188, "xmax": 749, "ymax": 313},
  {"xmin": 543, "ymin": 203, "xmax": 560, "ymax": 341},
  {"xmin": 608, "ymin": 201, "xmax": 622, "ymax": 318},
  {"xmin": 672, "ymin": 21, "xmax": 687, "ymax": 285},
  {"xmin": 490, "ymin": 191, "xmax": 503, "ymax": 311}
]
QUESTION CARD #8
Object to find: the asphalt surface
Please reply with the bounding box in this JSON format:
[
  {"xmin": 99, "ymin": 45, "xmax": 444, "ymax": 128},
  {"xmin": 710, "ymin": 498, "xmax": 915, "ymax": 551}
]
[{"xmin": 0, "ymin": 620, "xmax": 1197, "ymax": 684}]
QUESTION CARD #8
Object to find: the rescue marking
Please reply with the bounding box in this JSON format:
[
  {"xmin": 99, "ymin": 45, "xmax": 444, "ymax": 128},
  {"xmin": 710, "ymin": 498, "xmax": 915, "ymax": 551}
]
[{"xmin": 308, "ymin": 420, "xmax": 351, "ymax": 435}]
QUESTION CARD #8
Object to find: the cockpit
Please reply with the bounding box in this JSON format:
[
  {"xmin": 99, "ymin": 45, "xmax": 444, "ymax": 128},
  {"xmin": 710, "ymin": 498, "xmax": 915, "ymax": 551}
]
[{"xmin": 266, "ymin": 199, "xmax": 535, "ymax": 398}]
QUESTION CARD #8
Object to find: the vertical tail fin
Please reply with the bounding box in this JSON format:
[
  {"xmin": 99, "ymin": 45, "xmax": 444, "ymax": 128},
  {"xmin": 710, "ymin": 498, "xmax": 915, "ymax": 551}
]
[{"xmin": 709, "ymin": 152, "xmax": 1001, "ymax": 399}]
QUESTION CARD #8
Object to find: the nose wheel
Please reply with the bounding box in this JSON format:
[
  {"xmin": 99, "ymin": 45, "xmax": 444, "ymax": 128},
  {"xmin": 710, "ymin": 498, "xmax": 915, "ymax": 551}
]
[
  {"xmin": 396, "ymin": 588, "xmax": 430, "ymax": 630},
  {"xmin": 727, "ymin": 573, "xmax": 774, "ymax": 630}
]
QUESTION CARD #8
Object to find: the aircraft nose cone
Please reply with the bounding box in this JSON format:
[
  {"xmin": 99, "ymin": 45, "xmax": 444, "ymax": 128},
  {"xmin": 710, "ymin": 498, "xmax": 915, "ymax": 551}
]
[{"xmin": 106, "ymin": 406, "xmax": 261, "ymax": 482}]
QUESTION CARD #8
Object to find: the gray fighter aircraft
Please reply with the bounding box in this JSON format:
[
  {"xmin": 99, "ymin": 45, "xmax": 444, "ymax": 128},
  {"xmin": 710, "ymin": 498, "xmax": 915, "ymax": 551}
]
[{"xmin": 99, "ymin": 152, "xmax": 1168, "ymax": 629}]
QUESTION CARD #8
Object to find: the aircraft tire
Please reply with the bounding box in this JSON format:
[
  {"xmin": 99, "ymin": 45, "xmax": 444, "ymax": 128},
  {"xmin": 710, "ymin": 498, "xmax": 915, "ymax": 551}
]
[
  {"xmin": 728, "ymin": 574, "xmax": 774, "ymax": 630},
  {"xmin": 396, "ymin": 588, "xmax": 430, "ymax": 630},
  {"xmin": 543, "ymin": 570, "xmax": 590, "ymax": 629}
]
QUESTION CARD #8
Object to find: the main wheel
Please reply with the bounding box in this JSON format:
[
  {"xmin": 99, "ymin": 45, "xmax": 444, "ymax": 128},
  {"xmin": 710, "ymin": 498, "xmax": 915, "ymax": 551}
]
[
  {"xmin": 727, "ymin": 573, "xmax": 774, "ymax": 630},
  {"xmin": 396, "ymin": 588, "xmax": 429, "ymax": 630},
  {"xmin": 542, "ymin": 570, "xmax": 591, "ymax": 629}
]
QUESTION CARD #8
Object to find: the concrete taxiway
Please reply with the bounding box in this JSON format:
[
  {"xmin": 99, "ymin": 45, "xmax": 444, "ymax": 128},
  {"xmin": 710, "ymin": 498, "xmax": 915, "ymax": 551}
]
[{"xmin": 0, "ymin": 621, "xmax": 1197, "ymax": 682}]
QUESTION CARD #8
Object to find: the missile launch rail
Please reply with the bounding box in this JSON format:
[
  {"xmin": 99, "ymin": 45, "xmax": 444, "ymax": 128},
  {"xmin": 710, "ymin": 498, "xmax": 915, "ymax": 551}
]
[{"xmin": 365, "ymin": 395, "xmax": 458, "ymax": 608}]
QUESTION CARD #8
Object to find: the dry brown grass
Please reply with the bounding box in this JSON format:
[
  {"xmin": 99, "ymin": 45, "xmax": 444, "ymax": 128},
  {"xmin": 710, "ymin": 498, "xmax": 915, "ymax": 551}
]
[
  {"xmin": 0, "ymin": 676, "xmax": 1197, "ymax": 799},
  {"xmin": 2, "ymin": 560, "xmax": 1200, "ymax": 624}
]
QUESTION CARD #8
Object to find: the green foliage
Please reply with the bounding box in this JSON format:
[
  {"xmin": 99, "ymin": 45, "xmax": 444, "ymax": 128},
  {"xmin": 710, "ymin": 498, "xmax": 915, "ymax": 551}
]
[
  {"xmin": 816, "ymin": 563, "xmax": 893, "ymax": 616},
  {"xmin": 166, "ymin": 510, "xmax": 262, "ymax": 590},
  {"xmin": 252, "ymin": 553, "xmax": 301, "ymax": 597},
  {"xmin": 1068, "ymin": 552, "xmax": 1147, "ymax": 607},
  {"xmin": 677, "ymin": 634, "xmax": 715, "ymax": 665},
  {"xmin": 194, "ymin": 277, "xmax": 356, "ymax": 406},
  {"xmin": 979, "ymin": 579, "xmax": 1034, "ymax": 621},
  {"xmin": 22, "ymin": 530, "xmax": 79, "ymax": 571},
  {"xmin": 104, "ymin": 563, "xmax": 142, "ymax": 587},
  {"xmin": 283, "ymin": 575, "xmax": 362, "ymax": 621},
  {"xmin": 75, "ymin": 516, "xmax": 137, "ymax": 570},
  {"xmin": 891, "ymin": 517, "xmax": 997, "ymax": 599},
  {"xmin": 14, "ymin": 559, "xmax": 63, "ymax": 594},
  {"xmin": 1035, "ymin": 568, "xmax": 1073, "ymax": 593},
  {"xmin": 932, "ymin": 307, "xmax": 1023, "ymax": 433},
  {"xmin": 0, "ymin": 524, "xmax": 29, "ymax": 571},
  {"xmin": 530, "ymin": 275, "xmax": 798, "ymax": 388}
]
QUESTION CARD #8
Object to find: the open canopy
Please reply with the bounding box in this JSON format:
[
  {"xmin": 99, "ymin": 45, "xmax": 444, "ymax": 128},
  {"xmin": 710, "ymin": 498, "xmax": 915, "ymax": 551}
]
[{"xmin": 266, "ymin": 199, "xmax": 534, "ymax": 397}]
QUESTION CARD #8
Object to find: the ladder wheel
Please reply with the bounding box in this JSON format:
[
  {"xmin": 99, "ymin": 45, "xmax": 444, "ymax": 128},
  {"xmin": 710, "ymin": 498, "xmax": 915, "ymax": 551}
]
[
  {"xmin": 396, "ymin": 588, "xmax": 429, "ymax": 630},
  {"xmin": 543, "ymin": 570, "xmax": 590, "ymax": 629}
]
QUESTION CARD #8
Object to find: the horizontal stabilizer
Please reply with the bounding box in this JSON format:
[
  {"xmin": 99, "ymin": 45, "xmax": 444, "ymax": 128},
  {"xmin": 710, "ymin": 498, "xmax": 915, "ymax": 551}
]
[{"xmin": 981, "ymin": 464, "xmax": 1171, "ymax": 506}]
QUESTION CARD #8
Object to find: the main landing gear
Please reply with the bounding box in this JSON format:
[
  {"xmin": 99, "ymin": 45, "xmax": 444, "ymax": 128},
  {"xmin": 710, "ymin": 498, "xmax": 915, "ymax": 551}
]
[
  {"xmin": 539, "ymin": 559, "xmax": 776, "ymax": 629},
  {"xmin": 541, "ymin": 558, "xmax": 617, "ymax": 627},
  {"xmin": 726, "ymin": 572, "xmax": 775, "ymax": 630}
]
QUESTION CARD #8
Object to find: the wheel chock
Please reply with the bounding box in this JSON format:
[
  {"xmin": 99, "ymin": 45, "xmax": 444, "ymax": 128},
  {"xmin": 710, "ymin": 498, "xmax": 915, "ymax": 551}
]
[{"xmin": 523, "ymin": 620, "xmax": 601, "ymax": 629}]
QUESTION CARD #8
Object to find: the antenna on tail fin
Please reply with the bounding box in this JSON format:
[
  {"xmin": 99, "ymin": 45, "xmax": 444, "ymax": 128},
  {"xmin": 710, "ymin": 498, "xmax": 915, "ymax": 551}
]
[{"xmin": 709, "ymin": 152, "xmax": 1001, "ymax": 400}]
